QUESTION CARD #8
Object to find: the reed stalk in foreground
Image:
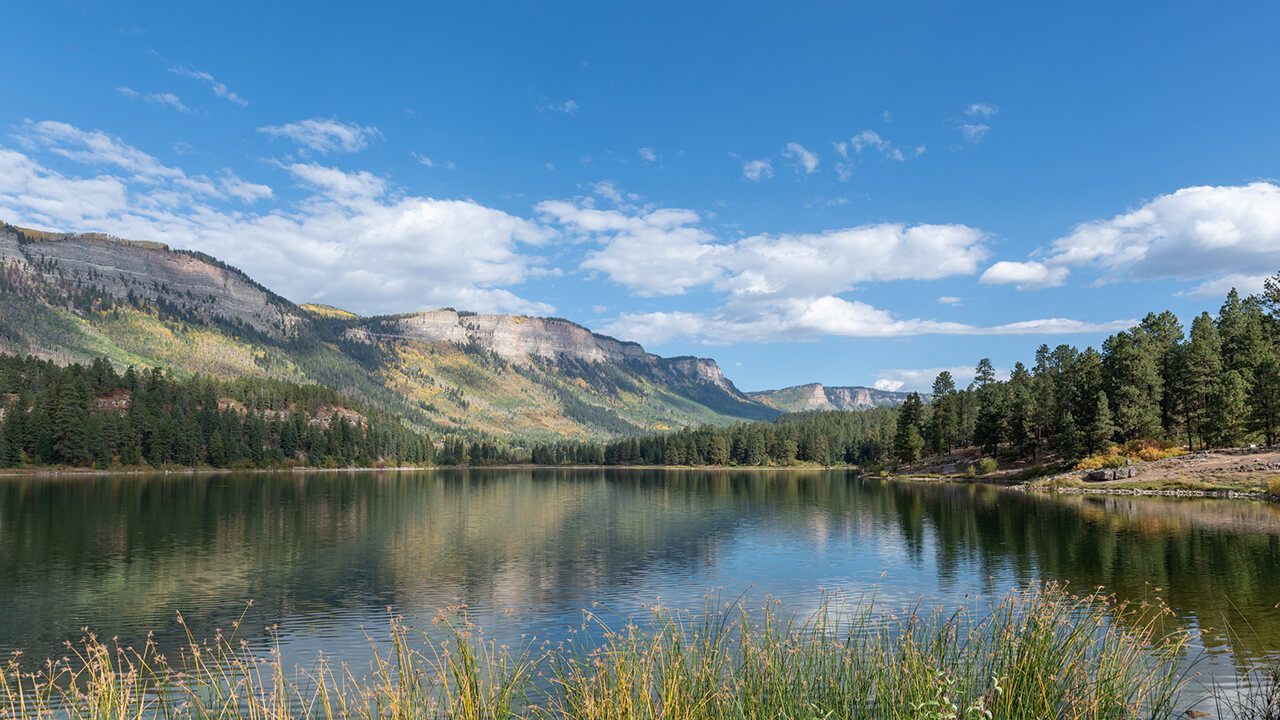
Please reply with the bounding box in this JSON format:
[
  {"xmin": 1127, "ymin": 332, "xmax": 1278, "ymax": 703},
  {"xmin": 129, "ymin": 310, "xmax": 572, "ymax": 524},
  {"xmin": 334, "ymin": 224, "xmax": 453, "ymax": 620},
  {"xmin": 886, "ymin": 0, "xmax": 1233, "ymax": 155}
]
[{"xmin": 0, "ymin": 584, "xmax": 1253, "ymax": 720}]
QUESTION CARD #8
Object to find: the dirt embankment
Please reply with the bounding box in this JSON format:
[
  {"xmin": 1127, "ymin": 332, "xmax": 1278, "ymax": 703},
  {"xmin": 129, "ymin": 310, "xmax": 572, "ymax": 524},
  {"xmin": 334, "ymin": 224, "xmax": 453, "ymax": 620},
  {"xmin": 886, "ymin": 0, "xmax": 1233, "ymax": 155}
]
[{"xmin": 1030, "ymin": 446, "xmax": 1280, "ymax": 500}]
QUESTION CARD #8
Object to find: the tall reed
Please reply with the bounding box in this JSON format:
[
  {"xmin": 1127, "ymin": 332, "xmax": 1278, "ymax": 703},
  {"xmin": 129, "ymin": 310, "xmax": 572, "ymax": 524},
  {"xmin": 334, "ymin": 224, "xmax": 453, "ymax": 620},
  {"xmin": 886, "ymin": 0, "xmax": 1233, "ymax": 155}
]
[{"xmin": 0, "ymin": 584, "xmax": 1219, "ymax": 720}]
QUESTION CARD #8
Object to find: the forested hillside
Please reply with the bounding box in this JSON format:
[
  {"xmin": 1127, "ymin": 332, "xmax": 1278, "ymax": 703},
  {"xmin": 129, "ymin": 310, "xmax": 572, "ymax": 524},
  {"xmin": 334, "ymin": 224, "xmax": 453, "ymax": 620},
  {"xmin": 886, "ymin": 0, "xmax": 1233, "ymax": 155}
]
[
  {"xmin": 526, "ymin": 281, "xmax": 1280, "ymax": 469},
  {"xmin": 0, "ymin": 222, "xmax": 775, "ymax": 440},
  {"xmin": 0, "ymin": 355, "xmax": 432, "ymax": 469}
]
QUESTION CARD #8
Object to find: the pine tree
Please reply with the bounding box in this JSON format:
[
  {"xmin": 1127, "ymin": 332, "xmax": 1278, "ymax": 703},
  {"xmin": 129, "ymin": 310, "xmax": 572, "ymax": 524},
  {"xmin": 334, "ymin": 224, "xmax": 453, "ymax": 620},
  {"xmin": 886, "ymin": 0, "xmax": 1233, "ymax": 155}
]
[
  {"xmin": 1102, "ymin": 330, "xmax": 1162, "ymax": 441},
  {"xmin": 1251, "ymin": 356, "xmax": 1280, "ymax": 445},
  {"xmin": 894, "ymin": 392, "xmax": 926, "ymax": 463},
  {"xmin": 1209, "ymin": 370, "xmax": 1249, "ymax": 447},
  {"xmin": 1182, "ymin": 313, "xmax": 1224, "ymax": 450},
  {"xmin": 1086, "ymin": 392, "xmax": 1116, "ymax": 454},
  {"xmin": 1057, "ymin": 411, "xmax": 1082, "ymax": 462},
  {"xmin": 1139, "ymin": 311, "xmax": 1185, "ymax": 435},
  {"xmin": 926, "ymin": 371, "xmax": 958, "ymax": 453}
]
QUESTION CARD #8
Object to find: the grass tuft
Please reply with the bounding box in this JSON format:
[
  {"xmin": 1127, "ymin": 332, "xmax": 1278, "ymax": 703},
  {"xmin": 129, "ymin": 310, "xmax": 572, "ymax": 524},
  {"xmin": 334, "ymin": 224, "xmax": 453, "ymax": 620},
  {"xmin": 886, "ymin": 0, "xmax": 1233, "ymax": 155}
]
[{"xmin": 0, "ymin": 584, "xmax": 1240, "ymax": 720}]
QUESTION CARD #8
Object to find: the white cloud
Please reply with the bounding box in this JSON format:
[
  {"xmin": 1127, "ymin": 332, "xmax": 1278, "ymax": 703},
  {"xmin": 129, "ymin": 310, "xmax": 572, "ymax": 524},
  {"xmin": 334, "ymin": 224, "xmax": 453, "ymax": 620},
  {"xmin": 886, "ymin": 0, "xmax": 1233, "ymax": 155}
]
[
  {"xmin": 145, "ymin": 92, "xmax": 189, "ymax": 113},
  {"xmin": 1046, "ymin": 183, "xmax": 1280, "ymax": 287},
  {"xmin": 548, "ymin": 198, "xmax": 1125, "ymax": 344},
  {"xmin": 834, "ymin": 131, "xmax": 922, "ymax": 179},
  {"xmin": 258, "ymin": 118, "xmax": 380, "ymax": 154},
  {"xmin": 1177, "ymin": 273, "xmax": 1270, "ymax": 298},
  {"xmin": 540, "ymin": 188, "xmax": 989, "ymax": 301},
  {"xmin": 116, "ymin": 86, "xmax": 140, "ymax": 98},
  {"xmin": 542, "ymin": 99, "xmax": 578, "ymax": 114},
  {"xmin": 537, "ymin": 199, "xmax": 724, "ymax": 296},
  {"xmin": 966, "ymin": 103, "xmax": 998, "ymax": 119},
  {"xmin": 603, "ymin": 301, "xmax": 1133, "ymax": 346},
  {"xmin": 412, "ymin": 152, "xmax": 435, "ymax": 167},
  {"xmin": 169, "ymin": 65, "xmax": 247, "ymax": 106},
  {"xmin": 18, "ymin": 120, "xmax": 183, "ymax": 181},
  {"xmin": 851, "ymin": 130, "xmax": 906, "ymax": 161},
  {"xmin": 219, "ymin": 173, "xmax": 272, "ymax": 203},
  {"xmin": 873, "ymin": 379, "xmax": 905, "ymax": 392},
  {"xmin": 282, "ymin": 163, "xmax": 386, "ymax": 201},
  {"xmin": 0, "ymin": 122, "xmax": 556, "ymax": 316},
  {"xmin": 979, "ymin": 260, "xmax": 1069, "ymax": 290},
  {"xmin": 938, "ymin": 296, "xmax": 962, "ymax": 305},
  {"xmin": 741, "ymin": 159, "xmax": 773, "ymax": 182},
  {"xmin": 638, "ymin": 147, "xmax": 658, "ymax": 163},
  {"xmin": 782, "ymin": 142, "xmax": 819, "ymax": 174},
  {"xmin": 961, "ymin": 124, "xmax": 990, "ymax": 143}
]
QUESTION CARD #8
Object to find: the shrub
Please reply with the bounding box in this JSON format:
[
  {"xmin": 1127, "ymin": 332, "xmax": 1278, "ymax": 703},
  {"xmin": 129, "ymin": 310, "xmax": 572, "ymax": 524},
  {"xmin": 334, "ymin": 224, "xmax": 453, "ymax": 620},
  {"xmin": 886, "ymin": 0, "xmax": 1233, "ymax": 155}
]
[
  {"xmin": 1076, "ymin": 440, "xmax": 1186, "ymax": 470},
  {"xmin": 1268, "ymin": 477, "xmax": 1280, "ymax": 497},
  {"xmin": 974, "ymin": 457, "xmax": 999, "ymax": 475}
]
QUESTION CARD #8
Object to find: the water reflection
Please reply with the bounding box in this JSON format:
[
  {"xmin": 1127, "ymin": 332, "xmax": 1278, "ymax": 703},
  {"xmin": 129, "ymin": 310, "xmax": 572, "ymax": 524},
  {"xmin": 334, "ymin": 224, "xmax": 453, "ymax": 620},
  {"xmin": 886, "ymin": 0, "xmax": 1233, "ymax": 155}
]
[{"xmin": 1, "ymin": 470, "xmax": 1278, "ymax": 681}]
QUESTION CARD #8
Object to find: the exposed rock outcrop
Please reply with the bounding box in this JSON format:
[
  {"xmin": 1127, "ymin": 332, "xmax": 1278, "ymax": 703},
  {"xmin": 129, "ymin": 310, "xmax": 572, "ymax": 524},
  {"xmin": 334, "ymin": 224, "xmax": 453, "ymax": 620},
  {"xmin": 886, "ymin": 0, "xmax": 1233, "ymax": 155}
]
[
  {"xmin": 1, "ymin": 225, "xmax": 305, "ymax": 337},
  {"xmin": 749, "ymin": 383, "xmax": 920, "ymax": 413}
]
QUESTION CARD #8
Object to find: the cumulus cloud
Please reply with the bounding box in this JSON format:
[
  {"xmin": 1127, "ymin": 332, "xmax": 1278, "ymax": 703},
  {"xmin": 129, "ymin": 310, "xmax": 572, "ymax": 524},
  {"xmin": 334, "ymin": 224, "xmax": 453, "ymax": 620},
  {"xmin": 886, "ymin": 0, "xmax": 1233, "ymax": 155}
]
[
  {"xmin": 537, "ymin": 200, "xmax": 723, "ymax": 296},
  {"xmin": 741, "ymin": 158, "xmax": 773, "ymax": 182},
  {"xmin": 966, "ymin": 103, "xmax": 997, "ymax": 119},
  {"xmin": 540, "ymin": 190, "xmax": 989, "ymax": 301},
  {"xmin": 782, "ymin": 142, "xmax": 819, "ymax": 174},
  {"xmin": 979, "ymin": 260, "xmax": 1069, "ymax": 289},
  {"xmin": 543, "ymin": 194, "xmax": 1125, "ymax": 345},
  {"xmin": 1177, "ymin": 273, "xmax": 1271, "ymax": 298},
  {"xmin": 638, "ymin": 147, "xmax": 658, "ymax": 163},
  {"xmin": 258, "ymin": 118, "xmax": 380, "ymax": 154},
  {"xmin": 603, "ymin": 302, "xmax": 1133, "ymax": 346},
  {"xmin": 1047, "ymin": 182, "xmax": 1280, "ymax": 283},
  {"xmin": 937, "ymin": 296, "xmax": 962, "ymax": 305},
  {"xmin": 0, "ymin": 122, "xmax": 555, "ymax": 316},
  {"xmin": 169, "ymin": 65, "xmax": 247, "ymax": 106},
  {"xmin": 985, "ymin": 182, "xmax": 1280, "ymax": 294}
]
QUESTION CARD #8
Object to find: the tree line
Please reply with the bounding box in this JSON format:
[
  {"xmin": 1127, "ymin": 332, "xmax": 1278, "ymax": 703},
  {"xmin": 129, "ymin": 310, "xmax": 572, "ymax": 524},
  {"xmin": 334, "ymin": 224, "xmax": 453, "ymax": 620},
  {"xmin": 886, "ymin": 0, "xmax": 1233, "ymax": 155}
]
[
  {"xmin": 0, "ymin": 354, "xmax": 433, "ymax": 469},
  {"xmin": 5, "ymin": 278, "xmax": 1279, "ymax": 471},
  {"xmin": 527, "ymin": 280, "xmax": 1280, "ymax": 468}
]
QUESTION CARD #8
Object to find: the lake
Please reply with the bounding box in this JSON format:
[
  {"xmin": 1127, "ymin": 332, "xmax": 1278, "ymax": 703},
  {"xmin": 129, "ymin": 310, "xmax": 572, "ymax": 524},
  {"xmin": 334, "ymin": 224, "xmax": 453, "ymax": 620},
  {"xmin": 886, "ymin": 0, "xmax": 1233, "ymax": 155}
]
[{"xmin": 2, "ymin": 468, "xmax": 1279, "ymax": 695}]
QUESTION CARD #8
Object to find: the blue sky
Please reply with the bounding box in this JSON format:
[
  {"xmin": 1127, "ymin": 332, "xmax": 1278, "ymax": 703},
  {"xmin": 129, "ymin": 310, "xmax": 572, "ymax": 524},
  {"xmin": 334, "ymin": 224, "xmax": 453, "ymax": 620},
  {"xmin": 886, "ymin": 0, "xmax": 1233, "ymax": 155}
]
[{"xmin": 2, "ymin": 1, "xmax": 1279, "ymax": 392}]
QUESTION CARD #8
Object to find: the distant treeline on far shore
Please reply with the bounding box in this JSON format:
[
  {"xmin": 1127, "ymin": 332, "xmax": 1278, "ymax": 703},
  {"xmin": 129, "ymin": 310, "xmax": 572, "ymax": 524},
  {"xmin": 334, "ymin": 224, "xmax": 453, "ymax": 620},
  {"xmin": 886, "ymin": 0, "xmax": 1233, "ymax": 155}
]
[{"xmin": 3, "ymin": 277, "xmax": 1280, "ymax": 472}]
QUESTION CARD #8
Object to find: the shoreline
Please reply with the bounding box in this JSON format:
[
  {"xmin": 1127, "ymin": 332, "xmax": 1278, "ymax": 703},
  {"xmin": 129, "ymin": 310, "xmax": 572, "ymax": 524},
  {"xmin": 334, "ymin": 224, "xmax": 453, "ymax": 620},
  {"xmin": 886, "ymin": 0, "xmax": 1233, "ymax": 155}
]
[
  {"xmin": 1019, "ymin": 484, "xmax": 1279, "ymax": 502},
  {"xmin": 5, "ymin": 464, "xmax": 1277, "ymax": 503},
  {"xmin": 0, "ymin": 462, "xmax": 856, "ymax": 479}
]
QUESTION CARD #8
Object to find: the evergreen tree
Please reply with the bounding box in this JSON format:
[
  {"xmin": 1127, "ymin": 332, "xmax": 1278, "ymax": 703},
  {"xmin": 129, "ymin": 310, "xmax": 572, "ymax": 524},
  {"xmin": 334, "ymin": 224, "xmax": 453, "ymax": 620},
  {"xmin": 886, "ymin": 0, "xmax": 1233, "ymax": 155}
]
[
  {"xmin": 1102, "ymin": 330, "xmax": 1162, "ymax": 441},
  {"xmin": 1251, "ymin": 356, "xmax": 1280, "ymax": 445},
  {"xmin": 1182, "ymin": 313, "xmax": 1224, "ymax": 449},
  {"xmin": 1209, "ymin": 370, "xmax": 1249, "ymax": 447},
  {"xmin": 1085, "ymin": 392, "xmax": 1116, "ymax": 454},
  {"xmin": 1057, "ymin": 411, "xmax": 1082, "ymax": 462},
  {"xmin": 1139, "ymin": 311, "xmax": 1185, "ymax": 435},
  {"xmin": 926, "ymin": 371, "xmax": 958, "ymax": 453}
]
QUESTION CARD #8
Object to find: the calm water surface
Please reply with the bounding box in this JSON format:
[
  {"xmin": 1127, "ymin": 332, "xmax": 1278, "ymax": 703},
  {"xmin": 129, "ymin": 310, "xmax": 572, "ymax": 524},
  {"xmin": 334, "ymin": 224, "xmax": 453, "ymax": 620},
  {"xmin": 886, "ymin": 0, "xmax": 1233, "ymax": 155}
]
[{"xmin": 2, "ymin": 469, "xmax": 1279, "ymax": 689}]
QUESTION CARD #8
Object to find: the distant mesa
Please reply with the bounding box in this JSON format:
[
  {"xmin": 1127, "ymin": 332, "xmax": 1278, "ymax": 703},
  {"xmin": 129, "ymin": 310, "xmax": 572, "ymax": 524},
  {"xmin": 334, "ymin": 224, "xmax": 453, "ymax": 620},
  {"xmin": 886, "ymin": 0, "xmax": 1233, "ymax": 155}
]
[{"xmin": 749, "ymin": 383, "xmax": 921, "ymax": 413}]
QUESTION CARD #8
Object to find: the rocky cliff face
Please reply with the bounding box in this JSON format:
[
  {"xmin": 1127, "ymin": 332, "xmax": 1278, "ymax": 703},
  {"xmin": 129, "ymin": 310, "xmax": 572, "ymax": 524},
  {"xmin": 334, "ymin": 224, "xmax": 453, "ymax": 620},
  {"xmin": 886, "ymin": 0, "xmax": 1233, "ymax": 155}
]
[
  {"xmin": 347, "ymin": 310, "xmax": 743, "ymax": 395},
  {"xmin": 351, "ymin": 309, "xmax": 652, "ymax": 363},
  {"xmin": 0, "ymin": 225, "xmax": 305, "ymax": 337},
  {"xmin": 0, "ymin": 222, "xmax": 777, "ymax": 436},
  {"xmin": 749, "ymin": 383, "xmax": 920, "ymax": 413}
]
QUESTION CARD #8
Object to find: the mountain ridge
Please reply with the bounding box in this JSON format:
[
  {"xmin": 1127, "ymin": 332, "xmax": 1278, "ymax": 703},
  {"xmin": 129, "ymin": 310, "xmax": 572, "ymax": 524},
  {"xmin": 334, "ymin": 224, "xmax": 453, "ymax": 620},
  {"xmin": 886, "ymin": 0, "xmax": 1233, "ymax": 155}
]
[
  {"xmin": 749, "ymin": 382, "xmax": 921, "ymax": 414},
  {"xmin": 0, "ymin": 222, "xmax": 778, "ymax": 439}
]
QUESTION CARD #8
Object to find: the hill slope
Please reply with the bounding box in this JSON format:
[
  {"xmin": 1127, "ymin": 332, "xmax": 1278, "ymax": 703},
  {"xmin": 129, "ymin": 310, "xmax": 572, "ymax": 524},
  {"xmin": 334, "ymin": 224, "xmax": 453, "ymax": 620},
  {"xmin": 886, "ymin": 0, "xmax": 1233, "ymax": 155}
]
[{"xmin": 0, "ymin": 222, "xmax": 777, "ymax": 440}]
